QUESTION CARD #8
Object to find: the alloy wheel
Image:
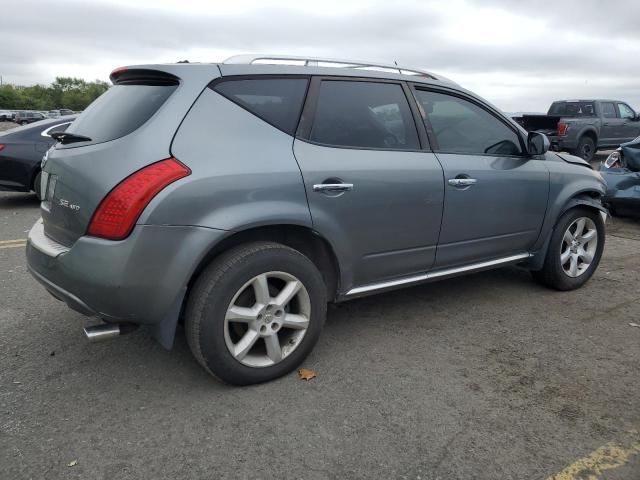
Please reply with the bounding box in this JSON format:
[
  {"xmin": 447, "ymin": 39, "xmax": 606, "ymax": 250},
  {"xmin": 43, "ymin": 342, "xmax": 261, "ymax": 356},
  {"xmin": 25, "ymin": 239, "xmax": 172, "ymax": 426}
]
[
  {"xmin": 223, "ymin": 271, "xmax": 311, "ymax": 368},
  {"xmin": 560, "ymin": 217, "xmax": 598, "ymax": 277}
]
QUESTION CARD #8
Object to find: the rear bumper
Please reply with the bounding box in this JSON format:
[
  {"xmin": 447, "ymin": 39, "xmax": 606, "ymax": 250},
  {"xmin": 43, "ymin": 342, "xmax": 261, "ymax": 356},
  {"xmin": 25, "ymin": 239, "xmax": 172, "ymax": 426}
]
[
  {"xmin": 547, "ymin": 135, "xmax": 578, "ymax": 152},
  {"xmin": 26, "ymin": 219, "xmax": 227, "ymax": 330}
]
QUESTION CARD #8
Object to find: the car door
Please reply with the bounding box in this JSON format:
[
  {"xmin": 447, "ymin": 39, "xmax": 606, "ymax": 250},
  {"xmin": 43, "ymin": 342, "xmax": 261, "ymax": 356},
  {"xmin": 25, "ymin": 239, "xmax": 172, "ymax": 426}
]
[
  {"xmin": 599, "ymin": 102, "xmax": 622, "ymax": 145},
  {"xmin": 617, "ymin": 103, "xmax": 640, "ymax": 143},
  {"xmin": 293, "ymin": 78, "xmax": 445, "ymax": 290},
  {"xmin": 412, "ymin": 87, "xmax": 549, "ymax": 269}
]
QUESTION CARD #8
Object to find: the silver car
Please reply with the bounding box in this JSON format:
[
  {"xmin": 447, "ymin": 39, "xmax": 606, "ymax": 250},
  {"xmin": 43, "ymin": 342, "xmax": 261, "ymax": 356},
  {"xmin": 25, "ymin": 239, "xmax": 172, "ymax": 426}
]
[{"xmin": 26, "ymin": 55, "xmax": 608, "ymax": 385}]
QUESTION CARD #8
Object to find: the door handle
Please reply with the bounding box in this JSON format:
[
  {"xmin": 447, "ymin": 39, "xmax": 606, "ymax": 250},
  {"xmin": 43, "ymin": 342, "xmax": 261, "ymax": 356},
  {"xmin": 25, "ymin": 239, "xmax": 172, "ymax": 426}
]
[
  {"xmin": 448, "ymin": 178, "xmax": 477, "ymax": 187},
  {"xmin": 313, "ymin": 183, "xmax": 354, "ymax": 193}
]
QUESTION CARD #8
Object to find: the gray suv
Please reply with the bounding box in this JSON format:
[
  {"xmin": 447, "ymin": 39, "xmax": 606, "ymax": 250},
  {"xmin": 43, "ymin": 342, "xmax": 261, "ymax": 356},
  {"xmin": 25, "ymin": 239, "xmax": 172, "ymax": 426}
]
[{"xmin": 26, "ymin": 55, "xmax": 608, "ymax": 385}]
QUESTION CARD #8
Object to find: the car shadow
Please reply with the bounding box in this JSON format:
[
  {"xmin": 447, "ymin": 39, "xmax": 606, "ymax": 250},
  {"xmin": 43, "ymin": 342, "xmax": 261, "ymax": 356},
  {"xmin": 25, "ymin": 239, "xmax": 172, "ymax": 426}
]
[{"xmin": 0, "ymin": 192, "xmax": 40, "ymax": 210}]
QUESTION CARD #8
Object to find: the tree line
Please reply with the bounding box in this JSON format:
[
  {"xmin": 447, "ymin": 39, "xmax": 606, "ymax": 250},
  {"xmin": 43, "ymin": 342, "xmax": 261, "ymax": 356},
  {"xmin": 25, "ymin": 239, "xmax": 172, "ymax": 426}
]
[{"xmin": 0, "ymin": 77, "xmax": 109, "ymax": 111}]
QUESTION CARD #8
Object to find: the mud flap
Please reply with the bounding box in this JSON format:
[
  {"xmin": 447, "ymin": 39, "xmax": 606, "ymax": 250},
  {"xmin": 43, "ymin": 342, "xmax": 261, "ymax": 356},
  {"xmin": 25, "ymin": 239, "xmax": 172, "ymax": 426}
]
[{"xmin": 150, "ymin": 287, "xmax": 187, "ymax": 349}]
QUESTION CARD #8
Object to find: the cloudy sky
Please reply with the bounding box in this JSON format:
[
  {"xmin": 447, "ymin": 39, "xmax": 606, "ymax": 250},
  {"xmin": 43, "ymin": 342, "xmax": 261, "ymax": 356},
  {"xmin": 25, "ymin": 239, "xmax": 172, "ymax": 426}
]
[{"xmin": 3, "ymin": 0, "xmax": 639, "ymax": 112}]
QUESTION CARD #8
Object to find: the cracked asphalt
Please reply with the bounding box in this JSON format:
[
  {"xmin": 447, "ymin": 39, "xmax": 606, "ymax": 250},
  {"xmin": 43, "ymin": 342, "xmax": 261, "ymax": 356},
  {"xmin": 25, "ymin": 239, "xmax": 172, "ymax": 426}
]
[{"xmin": 0, "ymin": 189, "xmax": 638, "ymax": 480}]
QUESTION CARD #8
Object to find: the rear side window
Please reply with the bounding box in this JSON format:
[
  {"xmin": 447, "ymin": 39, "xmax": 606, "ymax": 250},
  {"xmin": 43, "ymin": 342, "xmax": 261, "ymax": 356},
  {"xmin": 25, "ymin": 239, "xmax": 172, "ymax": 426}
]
[
  {"xmin": 213, "ymin": 78, "xmax": 309, "ymax": 135},
  {"xmin": 548, "ymin": 101, "xmax": 596, "ymax": 117},
  {"xmin": 309, "ymin": 80, "xmax": 419, "ymax": 150},
  {"xmin": 601, "ymin": 102, "xmax": 617, "ymax": 119},
  {"xmin": 66, "ymin": 83, "xmax": 177, "ymax": 144}
]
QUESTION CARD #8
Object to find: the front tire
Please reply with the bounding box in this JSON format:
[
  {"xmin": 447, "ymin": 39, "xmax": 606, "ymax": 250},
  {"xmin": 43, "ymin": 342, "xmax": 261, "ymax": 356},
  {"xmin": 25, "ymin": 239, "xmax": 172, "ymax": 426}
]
[
  {"xmin": 185, "ymin": 242, "xmax": 327, "ymax": 385},
  {"xmin": 531, "ymin": 207, "xmax": 605, "ymax": 290}
]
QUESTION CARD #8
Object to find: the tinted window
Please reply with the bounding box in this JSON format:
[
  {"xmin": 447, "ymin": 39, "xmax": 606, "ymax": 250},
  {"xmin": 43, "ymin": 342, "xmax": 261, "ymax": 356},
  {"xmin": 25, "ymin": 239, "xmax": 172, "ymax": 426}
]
[
  {"xmin": 309, "ymin": 81, "xmax": 419, "ymax": 150},
  {"xmin": 548, "ymin": 101, "xmax": 595, "ymax": 117},
  {"xmin": 618, "ymin": 103, "xmax": 635, "ymax": 119},
  {"xmin": 214, "ymin": 78, "xmax": 308, "ymax": 135},
  {"xmin": 415, "ymin": 90, "xmax": 522, "ymax": 155},
  {"xmin": 66, "ymin": 84, "xmax": 177, "ymax": 144},
  {"xmin": 601, "ymin": 102, "xmax": 617, "ymax": 119}
]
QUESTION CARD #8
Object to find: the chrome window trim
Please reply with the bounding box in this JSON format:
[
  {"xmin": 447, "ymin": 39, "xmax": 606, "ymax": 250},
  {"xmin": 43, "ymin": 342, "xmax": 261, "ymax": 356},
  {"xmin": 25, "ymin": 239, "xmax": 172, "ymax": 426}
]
[{"xmin": 41, "ymin": 122, "xmax": 72, "ymax": 138}]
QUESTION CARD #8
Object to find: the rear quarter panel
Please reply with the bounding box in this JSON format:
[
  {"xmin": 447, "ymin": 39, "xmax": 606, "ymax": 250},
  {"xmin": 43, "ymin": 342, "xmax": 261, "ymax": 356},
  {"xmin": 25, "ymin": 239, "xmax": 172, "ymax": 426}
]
[{"xmin": 145, "ymin": 88, "xmax": 311, "ymax": 230}]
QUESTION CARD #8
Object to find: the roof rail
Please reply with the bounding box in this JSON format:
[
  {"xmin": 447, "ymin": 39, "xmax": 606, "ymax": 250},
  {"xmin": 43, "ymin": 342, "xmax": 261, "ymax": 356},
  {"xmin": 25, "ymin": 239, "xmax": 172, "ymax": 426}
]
[{"xmin": 222, "ymin": 54, "xmax": 439, "ymax": 80}]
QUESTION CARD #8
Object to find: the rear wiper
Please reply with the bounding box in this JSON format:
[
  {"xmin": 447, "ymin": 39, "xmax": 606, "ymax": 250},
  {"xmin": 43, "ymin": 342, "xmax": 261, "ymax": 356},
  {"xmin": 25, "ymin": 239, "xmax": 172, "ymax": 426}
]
[{"xmin": 50, "ymin": 131, "xmax": 92, "ymax": 144}]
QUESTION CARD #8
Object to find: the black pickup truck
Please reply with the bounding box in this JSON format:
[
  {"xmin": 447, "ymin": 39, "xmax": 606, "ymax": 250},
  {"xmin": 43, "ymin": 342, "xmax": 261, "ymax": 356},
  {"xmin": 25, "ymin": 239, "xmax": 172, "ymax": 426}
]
[{"xmin": 513, "ymin": 100, "xmax": 640, "ymax": 161}]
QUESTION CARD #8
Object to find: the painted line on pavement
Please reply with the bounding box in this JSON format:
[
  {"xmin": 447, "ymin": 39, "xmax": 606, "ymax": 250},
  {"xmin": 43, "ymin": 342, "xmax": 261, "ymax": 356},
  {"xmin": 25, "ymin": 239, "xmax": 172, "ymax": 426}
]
[
  {"xmin": 546, "ymin": 434, "xmax": 640, "ymax": 480},
  {"xmin": 0, "ymin": 241, "xmax": 27, "ymax": 250},
  {"xmin": 0, "ymin": 238, "xmax": 27, "ymax": 245}
]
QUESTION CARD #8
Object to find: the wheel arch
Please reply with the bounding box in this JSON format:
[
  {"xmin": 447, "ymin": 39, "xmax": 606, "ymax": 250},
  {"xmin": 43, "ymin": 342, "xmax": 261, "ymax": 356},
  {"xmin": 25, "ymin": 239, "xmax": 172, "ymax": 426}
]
[
  {"xmin": 579, "ymin": 128, "xmax": 598, "ymax": 144},
  {"xmin": 187, "ymin": 224, "xmax": 342, "ymax": 303},
  {"xmin": 530, "ymin": 189, "xmax": 607, "ymax": 271}
]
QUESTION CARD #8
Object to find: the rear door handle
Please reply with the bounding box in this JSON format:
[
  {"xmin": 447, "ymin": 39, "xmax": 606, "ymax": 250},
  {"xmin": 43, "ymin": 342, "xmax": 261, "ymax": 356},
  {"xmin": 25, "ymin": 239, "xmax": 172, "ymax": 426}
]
[
  {"xmin": 313, "ymin": 183, "xmax": 354, "ymax": 193},
  {"xmin": 448, "ymin": 178, "xmax": 477, "ymax": 187}
]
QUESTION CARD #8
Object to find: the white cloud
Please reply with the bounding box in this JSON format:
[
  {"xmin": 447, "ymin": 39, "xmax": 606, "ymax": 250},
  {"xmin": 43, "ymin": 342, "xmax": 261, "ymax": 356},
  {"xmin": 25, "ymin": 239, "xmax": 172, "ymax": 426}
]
[{"xmin": 2, "ymin": 0, "xmax": 639, "ymax": 112}]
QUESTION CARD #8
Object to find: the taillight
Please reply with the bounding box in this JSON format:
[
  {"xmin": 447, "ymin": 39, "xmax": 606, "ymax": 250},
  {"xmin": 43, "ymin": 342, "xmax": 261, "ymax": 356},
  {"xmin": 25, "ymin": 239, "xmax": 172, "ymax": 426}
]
[
  {"xmin": 0, "ymin": 144, "xmax": 5, "ymax": 152},
  {"xmin": 557, "ymin": 122, "xmax": 569, "ymax": 136},
  {"xmin": 87, "ymin": 158, "xmax": 190, "ymax": 240}
]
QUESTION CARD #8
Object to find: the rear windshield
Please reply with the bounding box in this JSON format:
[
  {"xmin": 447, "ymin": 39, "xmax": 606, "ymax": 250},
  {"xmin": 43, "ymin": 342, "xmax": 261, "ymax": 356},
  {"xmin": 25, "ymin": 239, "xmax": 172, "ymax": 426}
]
[
  {"xmin": 65, "ymin": 84, "xmax": 177, "ymax": 144},
  {"xmin": 548, "ymin": 101, "xmax": 595, "ymax": 117}
]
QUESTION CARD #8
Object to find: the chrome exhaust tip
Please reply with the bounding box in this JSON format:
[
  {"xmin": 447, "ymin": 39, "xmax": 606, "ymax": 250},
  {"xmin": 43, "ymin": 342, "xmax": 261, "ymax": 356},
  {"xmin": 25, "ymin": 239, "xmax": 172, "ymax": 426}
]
[
  {"xmin": 83, "ymin": 323, "xmax": 137, "ymax": 342},
  {"xmin": 83, "ymin": 324, "xmax": 121, "ymax": 342}
]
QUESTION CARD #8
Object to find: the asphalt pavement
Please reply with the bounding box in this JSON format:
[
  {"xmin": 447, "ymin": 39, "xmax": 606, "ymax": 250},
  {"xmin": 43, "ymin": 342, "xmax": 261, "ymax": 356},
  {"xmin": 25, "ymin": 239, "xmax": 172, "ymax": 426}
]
[{"xmin": 1, "ymin": 185, "xmax": 638, "ymax": 479}]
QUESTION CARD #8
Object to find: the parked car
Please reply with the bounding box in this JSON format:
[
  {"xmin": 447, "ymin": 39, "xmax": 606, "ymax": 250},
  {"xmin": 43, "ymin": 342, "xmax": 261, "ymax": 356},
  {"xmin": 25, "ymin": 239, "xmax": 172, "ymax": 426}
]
[
  {"xmin": 599, "ymin": 135, "xmax": 640, "ymax": 216},
  {"xmin": 26, "ymin": 56, "xmax": 608, "ymax": 385},
  {"xmin": 47, "ymin": 109, "xmax": 75, "ymax": 118},
  {"xmin": 0, "ymin": 116, "xmax": 75, "ymax": 198},
  {"xmin": 513, "ymin": 100, "xmax": 640, "ymax": 161},
  {"xmin": 14, "ymin": 111, "xmax": 47, "ymax": 125},
  {"xmin": 0, "ymin": 110, "xmax": 12, "ymax": 121}
]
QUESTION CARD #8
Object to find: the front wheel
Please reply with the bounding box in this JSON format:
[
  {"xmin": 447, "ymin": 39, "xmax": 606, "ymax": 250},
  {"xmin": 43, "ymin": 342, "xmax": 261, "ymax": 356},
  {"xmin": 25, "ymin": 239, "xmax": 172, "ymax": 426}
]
[
  {"xmin": 185, "ymin": 242, "xmax": 327, "ymax": 385},
  {"xmin": 531, "ymin": 207, "xmax": 605, "ymax": 290}
]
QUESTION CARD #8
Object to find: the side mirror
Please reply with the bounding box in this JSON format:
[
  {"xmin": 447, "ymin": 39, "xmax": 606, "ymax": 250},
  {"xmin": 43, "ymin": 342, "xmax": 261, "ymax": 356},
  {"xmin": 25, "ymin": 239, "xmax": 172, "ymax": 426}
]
[{"xmin": 527, "ymin": 131, "xmax": 550, "ymax": 155}]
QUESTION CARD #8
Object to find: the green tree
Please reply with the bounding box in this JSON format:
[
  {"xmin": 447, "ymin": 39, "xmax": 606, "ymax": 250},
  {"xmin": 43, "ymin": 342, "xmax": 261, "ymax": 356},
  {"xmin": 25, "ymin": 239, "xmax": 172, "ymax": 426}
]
[{"xmin": 0, "ymin": 77, "xmax": 109, "ymax": 111}]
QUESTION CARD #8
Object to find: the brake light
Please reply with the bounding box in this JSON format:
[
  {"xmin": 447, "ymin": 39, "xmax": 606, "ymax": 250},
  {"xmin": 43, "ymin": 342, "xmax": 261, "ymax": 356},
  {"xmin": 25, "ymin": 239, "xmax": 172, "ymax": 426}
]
[
  {"xmin": 557, "ymin": 122, "xmax": 569, "ymax": 136},
  {"xmin": 87, "ymin": 158, "xmax": 190, "ymax": 240},
  {"xmin": 110, "ymin": 66, "xmax": 128, "ymax": 79},
  {"xmin": 0, "ymin": 144, "xmax": 4, "ymax": 152}
]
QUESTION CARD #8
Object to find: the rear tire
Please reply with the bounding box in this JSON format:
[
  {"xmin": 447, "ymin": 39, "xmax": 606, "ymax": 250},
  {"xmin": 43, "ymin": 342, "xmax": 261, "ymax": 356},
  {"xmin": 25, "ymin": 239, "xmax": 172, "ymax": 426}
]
[
  {"xmin": 531, "ymin": 207, "xmax": 605, "ymax": 290},
  {"xmin": 572, "ymin": 136, "xmax": 596, "ymax": 162},
  {"xmin": 33, "ymin": 171, "xmax": 42, "ymax": 200},
  {"xmin": 185, "ymin": 241, "xmax": 327, "ymax": 385}
]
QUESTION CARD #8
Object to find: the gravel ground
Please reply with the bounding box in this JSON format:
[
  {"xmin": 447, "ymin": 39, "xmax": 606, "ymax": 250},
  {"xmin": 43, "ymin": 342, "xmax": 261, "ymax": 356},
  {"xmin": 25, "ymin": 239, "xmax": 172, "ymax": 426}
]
[
  {"xmin": 1, "ymin": 190, "xmax": 639, "ymax": 479},
  {"xmin": 0, "ymin": 121, "xmax": 17, "ymax": 132}
]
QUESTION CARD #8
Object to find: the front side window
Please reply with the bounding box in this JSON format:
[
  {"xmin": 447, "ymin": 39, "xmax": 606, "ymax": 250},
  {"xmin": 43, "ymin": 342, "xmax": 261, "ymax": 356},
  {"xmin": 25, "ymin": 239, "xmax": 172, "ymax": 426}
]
[
  {"xmin": 618, "ymin": 103, "xmax": 635, "ymax": 120},
  {"xmin": 601, "ymin": 102, "xmax": 617, "ymax": 119},
  {"xmin": 214, "ymin": 78, "xmax": 309, "ymax": 135},
  {"xmin": 414, "ymin": 90, "xmax": 522, "ymax": 156},
  {"xmin": 309, "ymin": 80, "xmax": 420, "ymax": 150}
]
